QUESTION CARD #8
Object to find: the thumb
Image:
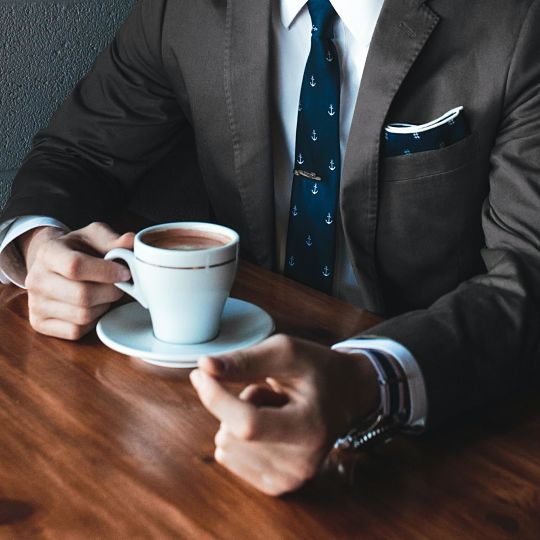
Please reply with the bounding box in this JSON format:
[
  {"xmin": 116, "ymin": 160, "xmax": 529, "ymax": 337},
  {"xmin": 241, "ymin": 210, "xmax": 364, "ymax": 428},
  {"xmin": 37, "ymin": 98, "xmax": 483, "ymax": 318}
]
[
  {"xmin": 111, "ymin": 232, "xmax": 135, "ymax": 250},
  {"xmin": 198, "ymin": 334, "xmax": 305, "ymax": 382},
  {"xmin": 75, "ymin": 222, "xmax": 134, "ymax": 255}
]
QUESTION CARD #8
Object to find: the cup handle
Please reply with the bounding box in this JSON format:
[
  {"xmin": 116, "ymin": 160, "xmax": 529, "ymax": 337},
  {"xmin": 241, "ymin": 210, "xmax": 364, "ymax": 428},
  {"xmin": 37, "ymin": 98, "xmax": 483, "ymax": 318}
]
[{"xmin": 104, "ymin": 248, "xmax": 149, "ymax": 309}]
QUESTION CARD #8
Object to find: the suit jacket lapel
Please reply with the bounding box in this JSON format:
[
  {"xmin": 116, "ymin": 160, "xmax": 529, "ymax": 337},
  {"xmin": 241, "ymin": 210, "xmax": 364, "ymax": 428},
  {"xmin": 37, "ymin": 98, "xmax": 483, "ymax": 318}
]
[
  {"xmin": 224, "ymin": 0, "xmax": 275, "ymax": 268},
  {"xmin": 340, "ymin": 0, "xmax": 440, "ymax": 313}
]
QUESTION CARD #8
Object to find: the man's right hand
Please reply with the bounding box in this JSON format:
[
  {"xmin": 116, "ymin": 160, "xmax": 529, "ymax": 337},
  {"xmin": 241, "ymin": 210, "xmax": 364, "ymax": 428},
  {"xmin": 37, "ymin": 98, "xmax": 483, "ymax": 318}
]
[{"xmin": 20, "ymin": 222, "xmax": 134, "ymax": 340}]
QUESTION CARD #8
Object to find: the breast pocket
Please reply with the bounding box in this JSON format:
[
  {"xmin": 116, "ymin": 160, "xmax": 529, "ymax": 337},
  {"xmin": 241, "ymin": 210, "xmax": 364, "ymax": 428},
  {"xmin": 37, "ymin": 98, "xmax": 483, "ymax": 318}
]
[
  {"xmin": 377, "ymin": 131, "xmax": 487, "ymax": 313},
  {"xmin": 381, "ymin": 131, "xmax": 479, "ymax": 182}
]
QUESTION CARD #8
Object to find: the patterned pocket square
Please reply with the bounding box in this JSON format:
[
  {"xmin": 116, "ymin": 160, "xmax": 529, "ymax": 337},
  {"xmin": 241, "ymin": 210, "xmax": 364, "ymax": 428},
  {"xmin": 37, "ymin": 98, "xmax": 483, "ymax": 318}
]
[{"xmin": 384, "ymin": 106, "xmax": 470, "ymax": 157}]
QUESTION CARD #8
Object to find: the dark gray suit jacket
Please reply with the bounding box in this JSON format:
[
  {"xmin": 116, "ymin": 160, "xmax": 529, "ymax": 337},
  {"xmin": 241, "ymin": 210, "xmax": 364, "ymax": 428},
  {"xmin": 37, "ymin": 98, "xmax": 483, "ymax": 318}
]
[{"xmin": 4, "ymin": 0, "xmax": 540, "ymax": 426}]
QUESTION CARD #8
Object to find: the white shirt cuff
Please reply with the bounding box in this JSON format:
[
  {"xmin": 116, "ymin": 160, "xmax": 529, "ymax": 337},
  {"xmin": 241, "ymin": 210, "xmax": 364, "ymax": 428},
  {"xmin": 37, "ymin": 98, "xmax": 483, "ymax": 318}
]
[
  {"xmin": 0, "ymin": 216, "xmax": 69, "ymax": 288},
  {"xmin": 332, "ymin": 337, "xmax": 428, "ymax": 430}
]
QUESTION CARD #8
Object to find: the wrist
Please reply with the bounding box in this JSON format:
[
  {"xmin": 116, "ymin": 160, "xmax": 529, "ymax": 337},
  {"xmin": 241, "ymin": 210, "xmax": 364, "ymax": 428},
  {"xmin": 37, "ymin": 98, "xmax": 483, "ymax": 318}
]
[{"xmin": 341, "ymin": 352, "xmax": 380, "ymax": 432}]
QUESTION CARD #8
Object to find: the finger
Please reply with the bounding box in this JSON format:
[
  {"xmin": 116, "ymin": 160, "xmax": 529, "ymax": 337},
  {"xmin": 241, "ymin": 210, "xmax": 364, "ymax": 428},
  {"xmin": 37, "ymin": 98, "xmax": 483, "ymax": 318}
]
[
  {"xmin": 198, "ymin": 334, "xmax": 309, "ymax": 382},
  {"xmin": 40, "ymin": 240, "xmax": 130, "ymax": 283},
  {"xmin": 29, "ymin": 297, "xmax": 111, "ymax": 326},
  {"xmin": 29, "ymin": 318, "xmax": 96, "ymax": 341},
  {"xmin": 190, "ymin": 369, "xmax": 256, "ymax": 436},
  {"xmin": 27, "ymin": 271, "xmax": 124, "ymax": 307},
  {"xmin": 214, "ymin": 446, "xmax": 282, "ymax": 496},
  {"xmin": 239, "ymin": 384, "xmax": 289, "ymax": 407},
  {"xmin": 111, "ymin": 232, "xmax": 135, "ymax": 250},
  {"xmin": 191, "ymin": 370, "xmax": 300, "ymax": 442},
  {"xmin": 75, "ymin": 222, "xmax": 134, "ymax": 255},
  {"xmin": 214, "ymin": 439, "xmax": 300, "ymax": 497},
  {"xmin": 215, "ymin": 427, "xmax": 320, "ymax": 492}
]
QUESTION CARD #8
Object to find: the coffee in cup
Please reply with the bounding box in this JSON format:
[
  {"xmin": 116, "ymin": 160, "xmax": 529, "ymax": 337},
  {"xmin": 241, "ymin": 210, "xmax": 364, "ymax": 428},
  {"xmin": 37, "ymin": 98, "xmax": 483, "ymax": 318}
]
[
  {"xmin": 142, "ymin": 228, "xmax": 231, "ymax": 251},
  {"xmin": 105, "ymin": 222, "xmax": 239, "ymax": 344}
]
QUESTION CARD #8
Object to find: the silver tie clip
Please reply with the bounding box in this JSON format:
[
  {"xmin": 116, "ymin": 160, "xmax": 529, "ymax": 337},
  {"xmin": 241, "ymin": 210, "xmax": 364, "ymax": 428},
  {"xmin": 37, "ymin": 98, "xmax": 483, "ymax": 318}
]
[{"xmin": 294, "ymin": 169, "xmax": 322, "ymax": 182}]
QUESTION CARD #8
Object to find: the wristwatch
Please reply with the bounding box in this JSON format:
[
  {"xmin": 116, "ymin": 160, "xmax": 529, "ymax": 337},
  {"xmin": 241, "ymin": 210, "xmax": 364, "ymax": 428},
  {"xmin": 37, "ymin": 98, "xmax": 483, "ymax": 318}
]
[{"xmin": 334, "ymin": 349, "xmax": 410, "ymax": 451}]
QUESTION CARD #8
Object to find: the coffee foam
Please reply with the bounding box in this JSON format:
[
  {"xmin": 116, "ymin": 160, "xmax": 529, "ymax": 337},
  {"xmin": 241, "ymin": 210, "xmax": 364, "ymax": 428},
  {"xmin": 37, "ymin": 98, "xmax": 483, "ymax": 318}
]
[{"xmin": 142, "ymin": 228, "xmax": 231, "ymax": 251}]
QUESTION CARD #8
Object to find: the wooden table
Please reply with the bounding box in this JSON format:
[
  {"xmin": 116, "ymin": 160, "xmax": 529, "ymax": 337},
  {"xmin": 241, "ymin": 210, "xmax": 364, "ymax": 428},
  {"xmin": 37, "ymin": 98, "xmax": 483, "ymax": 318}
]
[{"xmin": 1, "ymin": 262, "xmax": 540, "ymax": 539}]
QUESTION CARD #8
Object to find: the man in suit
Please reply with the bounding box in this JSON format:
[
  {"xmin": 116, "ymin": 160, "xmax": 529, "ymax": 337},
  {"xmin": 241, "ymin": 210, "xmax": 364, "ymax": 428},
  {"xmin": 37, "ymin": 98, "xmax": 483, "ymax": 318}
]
[{"xmin": 1, "ymin": 0, "xmax": 540, "ymax": 495}]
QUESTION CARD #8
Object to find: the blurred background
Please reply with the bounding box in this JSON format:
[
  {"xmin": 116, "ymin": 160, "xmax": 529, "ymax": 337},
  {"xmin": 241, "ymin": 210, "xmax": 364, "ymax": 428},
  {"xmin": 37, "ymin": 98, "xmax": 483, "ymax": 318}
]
[{"xmin": 0, "ymin": 0, "xmax": 209, "ymax": 224}]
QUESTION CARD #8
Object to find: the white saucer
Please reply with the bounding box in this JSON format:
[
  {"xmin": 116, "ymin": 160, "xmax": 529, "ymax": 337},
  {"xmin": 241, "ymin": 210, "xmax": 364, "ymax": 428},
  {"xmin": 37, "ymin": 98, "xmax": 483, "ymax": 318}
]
[{"xmin": 96, "ymin": 298, "xmax": 275, "ymax": 368}]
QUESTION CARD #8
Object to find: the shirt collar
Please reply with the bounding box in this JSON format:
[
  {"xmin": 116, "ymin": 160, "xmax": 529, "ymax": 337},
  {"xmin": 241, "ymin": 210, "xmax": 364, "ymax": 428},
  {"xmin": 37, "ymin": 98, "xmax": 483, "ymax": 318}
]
[
  {"xmin": 279, "ymin": 0, "xmax": 305, "ymax": 29},
  {"xmin": 279, "ymin": 0, "xmax": 385, "ymax": 45}
]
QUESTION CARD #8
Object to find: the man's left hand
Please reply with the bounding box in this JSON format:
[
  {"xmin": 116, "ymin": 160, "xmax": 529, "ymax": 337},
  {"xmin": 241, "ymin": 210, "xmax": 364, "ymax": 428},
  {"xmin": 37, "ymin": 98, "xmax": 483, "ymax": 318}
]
[{"xmin": 190, "ymin": 334, "xmax": 379, "ymax": 496}]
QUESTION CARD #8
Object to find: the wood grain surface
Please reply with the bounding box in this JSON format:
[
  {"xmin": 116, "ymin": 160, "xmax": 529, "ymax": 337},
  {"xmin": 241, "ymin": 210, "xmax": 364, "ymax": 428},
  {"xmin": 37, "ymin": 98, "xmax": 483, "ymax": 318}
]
[{"xmin": 0, "ymin": 261, "xmax": 539, "ymax": 539}]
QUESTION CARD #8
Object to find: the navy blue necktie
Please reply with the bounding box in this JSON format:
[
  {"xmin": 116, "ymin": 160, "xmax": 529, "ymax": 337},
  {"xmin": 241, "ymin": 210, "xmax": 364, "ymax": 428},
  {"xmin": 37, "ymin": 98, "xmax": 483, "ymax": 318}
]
[{"xmin": 284, "ymin": 0, "xmax": 340, "ymax": 295}]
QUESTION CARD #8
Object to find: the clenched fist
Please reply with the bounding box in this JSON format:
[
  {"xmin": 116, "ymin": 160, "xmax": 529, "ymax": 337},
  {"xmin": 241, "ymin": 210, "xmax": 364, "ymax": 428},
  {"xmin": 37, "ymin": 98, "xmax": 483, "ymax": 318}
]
[{"xmin": 190, "ymin": 334, "xmax": 379, "ymax": 496}]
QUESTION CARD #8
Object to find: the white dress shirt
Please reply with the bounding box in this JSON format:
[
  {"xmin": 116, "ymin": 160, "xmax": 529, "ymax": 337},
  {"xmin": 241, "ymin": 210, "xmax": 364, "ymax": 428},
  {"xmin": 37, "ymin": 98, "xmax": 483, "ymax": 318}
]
[{"xmin": 0, "ymin": 0, "xmax": 427, "ymax": 428}]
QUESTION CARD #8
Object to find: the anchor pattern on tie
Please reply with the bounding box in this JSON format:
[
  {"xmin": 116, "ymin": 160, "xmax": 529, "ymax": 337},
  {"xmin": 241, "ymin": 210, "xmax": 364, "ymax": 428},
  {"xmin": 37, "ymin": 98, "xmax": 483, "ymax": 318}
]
[{"xmin": 284, "ymin": 0, "xmax": 340, "ymax": 295}]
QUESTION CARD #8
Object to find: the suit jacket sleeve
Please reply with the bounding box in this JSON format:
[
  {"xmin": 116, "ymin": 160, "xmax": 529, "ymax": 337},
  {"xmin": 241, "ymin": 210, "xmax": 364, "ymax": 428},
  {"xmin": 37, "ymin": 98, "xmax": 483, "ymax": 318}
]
[
  {"xmin": 366, "ymin": 1, "xmax": 540, "ymax": 427},
  {"xmin": 1, "ymin": 0, "xmax": 183, "ymax": 229}
]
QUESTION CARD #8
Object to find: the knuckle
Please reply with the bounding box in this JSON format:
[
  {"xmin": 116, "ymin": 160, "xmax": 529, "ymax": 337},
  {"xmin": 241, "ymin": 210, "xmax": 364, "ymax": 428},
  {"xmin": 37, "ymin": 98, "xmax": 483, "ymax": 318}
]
[
  {"xmin": 273, "ymin": 334, "xmax": 297, "ymax": 355},
  {"xmin": 74, "ymin": 307, "xmax": 95, "ymax": 326},
  {"xmin": 214, "ymin": 447, "xmax": 226, "ymax": 466},
  {"xmin": 65, "ymin": 325, "xmax": 83, "ymax": 341},
  {"xmin": 226, "ymin": 350, "xmax": 249, "ymax": 377},
  {"xmin": 262, "ymin": 486, "xmax": 279, "ymax": 497},
  {"xmin": 26, "ymin": 269, "xmax": 47, "ymax": 292},
  {"xmin": 36, "ymin": 243, "xmax": 57, "ymax": 271},
  {"xmin": 262, "ymin": 477, "xmax": 293, "ymax": 497},
  {"xmin": 28, "ymin": 312, "xmax": 42, "ymax": 332},
  {"xmin": 261, "ymin": 485, "xmax": 281, "ymax": 497},
  {"xmin": 238, "ymin": 412, "xmax": 260, "ymax": 441},
  {"xmin": 65, "ymin": 253, "xmax": 84, "ymax": 280},
  {"xmin": 85, "ymin": 221, "xmax": 114, "ymax": 242},
  {"xmin": 73, "ymin": 286, "xmax": 93, "ymax": 308},
  {"xmin": 86, "ymin": 221, "xmax": 106, "ymax": 234},
  {"xmin": 214, "ymin": 429, "xmax": 227, "ymax": 448},
  {"xmin": 27, "ymin": 295, "xmax": 41, "ymax": 317},
  {"xmin": 25, "ymin": 271, "xmax": 38, "ymax": 291}
]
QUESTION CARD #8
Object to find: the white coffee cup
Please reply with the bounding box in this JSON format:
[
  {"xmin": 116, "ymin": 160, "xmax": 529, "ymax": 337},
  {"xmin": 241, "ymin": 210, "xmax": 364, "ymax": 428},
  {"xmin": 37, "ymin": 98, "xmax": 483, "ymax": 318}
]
[{"xmin": 105, "ymin": 222, "xmax": 239, "ymax": 344}]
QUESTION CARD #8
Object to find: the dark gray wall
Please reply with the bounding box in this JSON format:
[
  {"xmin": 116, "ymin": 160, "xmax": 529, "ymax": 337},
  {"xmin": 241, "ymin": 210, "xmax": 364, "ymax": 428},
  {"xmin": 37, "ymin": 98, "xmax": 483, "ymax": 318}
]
[{"xmin": 0, "ymin": 0, "xmax": 136, "ymax": 209}]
